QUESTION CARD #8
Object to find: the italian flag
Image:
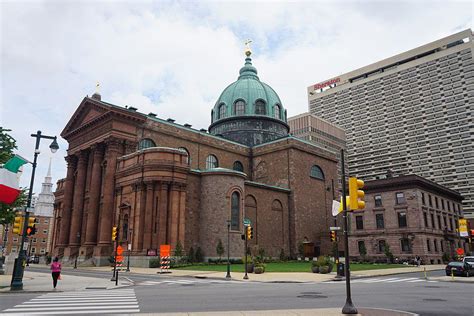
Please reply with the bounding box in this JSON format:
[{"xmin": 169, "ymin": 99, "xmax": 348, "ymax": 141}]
[{"xmin": 0, "ymin": 155, "xmax": 29, "ymax": 204}]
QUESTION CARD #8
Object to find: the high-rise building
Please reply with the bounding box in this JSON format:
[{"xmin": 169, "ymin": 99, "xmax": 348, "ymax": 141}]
[
  {"xmin": 308, "ymin": 29, "xmax": 474, "ymax": 219},
  {"xmin": 288, "ymin": 112, "xmax": 347, "ymax": 192}
]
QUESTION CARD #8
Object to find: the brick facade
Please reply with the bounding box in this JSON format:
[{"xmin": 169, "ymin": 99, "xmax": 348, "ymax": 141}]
[
  {"xmin": 51, "ymin": 94, "xmax": 338, "ymax": 266},
  {"xmin": 348, "ymin": 175, "xmax": 467, "ymax": 264}
]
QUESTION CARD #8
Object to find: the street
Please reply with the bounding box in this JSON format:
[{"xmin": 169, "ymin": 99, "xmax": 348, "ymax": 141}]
[{"xmin": 0, "ymin": 267, "xmax": 472, "ymax": 315}]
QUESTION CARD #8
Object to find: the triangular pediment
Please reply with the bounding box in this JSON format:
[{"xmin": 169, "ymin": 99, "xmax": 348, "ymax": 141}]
[{"xmin": 61, "ymin": 97, "xmax": 111, "ymax": 138}]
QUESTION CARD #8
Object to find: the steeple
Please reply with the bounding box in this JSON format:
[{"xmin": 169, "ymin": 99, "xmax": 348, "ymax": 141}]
[
  {"xmin": 33, "ymin": 157, "xmax": 55, "ymax": 217},
  {"xmin": 238, "ymin": 40, "xmax": 259, "ymax": 80}
]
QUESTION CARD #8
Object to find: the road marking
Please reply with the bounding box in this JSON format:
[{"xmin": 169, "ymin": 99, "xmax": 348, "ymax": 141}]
[
  {"xmin": 1, "ymin": 288, "xmax": 140, "ymax": 315},
  {"xmin": 387, "ymin": 278, "xmax": 419, "ymax": 283},
  {"xmin": 326, "ymin": 277, "xmax": 438, "ymax": 284}
]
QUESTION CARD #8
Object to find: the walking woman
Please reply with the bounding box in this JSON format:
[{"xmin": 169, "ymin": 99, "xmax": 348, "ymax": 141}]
[{"xmin": 50, "ymin": 257, "xmax": 62, "ymax": 289}]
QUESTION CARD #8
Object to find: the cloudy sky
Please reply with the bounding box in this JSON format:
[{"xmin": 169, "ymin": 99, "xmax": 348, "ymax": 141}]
[{"xmin": 1, "ymin": 0, "xmax": 472, "ymax": 193}]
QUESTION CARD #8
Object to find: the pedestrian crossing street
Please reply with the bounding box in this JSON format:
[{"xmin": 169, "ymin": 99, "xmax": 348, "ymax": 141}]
[
  {"xmin": 1, "ymin": 288, "xmax": 139, "ymax": 315},
  {"xmin": 139, "ymin": 278, "xmax": 244, "ymax": 286},
  {"xmin": 325, "ymin": 277, "xmax": 439, "ymax": 284}
]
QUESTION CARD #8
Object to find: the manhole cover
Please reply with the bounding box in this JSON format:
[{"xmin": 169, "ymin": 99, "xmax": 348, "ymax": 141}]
[
  {"xmin": 181, "ymin": 284, "xmax": 195, "ymax": 286},
  {"xmin": 423, "ymin": 286, "xmax": 441, "ymax": 288},
  {"xmin": 297, "ymin": 294, "xmax": 327, "ymax": 299},
  {"xmin": 423, "ymin": 298, "xmax": 446, "ymax": 302}
]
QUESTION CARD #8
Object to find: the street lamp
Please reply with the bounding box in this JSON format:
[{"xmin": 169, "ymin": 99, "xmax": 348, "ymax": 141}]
[
  {"xmin": 226, "ymin": 220, "xmax": 231, "ymax": 279},
  {"xmin": 126, "ymin": 228, "xmax": 133, "ymax": 272},
  {"xmin": 74, "ymin": 232, "xmax": 80, "ymax": 269},
  {"xmin": 10, "ymin": 131, "xmax": 58, "ymax": 291}
]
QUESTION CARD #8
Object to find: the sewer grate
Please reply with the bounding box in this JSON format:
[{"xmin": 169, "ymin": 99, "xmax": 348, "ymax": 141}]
[
  {"xmin": 423, "ymin": 298, "xmax": 446, "ymax": 302},
  {"xmin": 297, "ymin": 294, "xmax": 327, "ymax": 299}
]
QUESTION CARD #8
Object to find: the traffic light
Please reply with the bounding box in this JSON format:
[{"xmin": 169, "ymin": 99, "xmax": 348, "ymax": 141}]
[
  {"xmin": 330, "ymin": 231, "xmax": 336, "ymax": 242},
  {"xmin": 112, "ymin": 226, "xmax": 118, "ymax": 241},
  {"xmin": 349, "ymin": 177, "xmax": 365, "ymax": 210},
  {"xmin": 246, "ymin": 226, "xmax": 253, "ymax": 240},
  {"xmin": 26, "ymin": 217, "xmax": 37, "ymax": 236},
  {"xmin": 13, "ymin": 215, "xmax": 23, "ymax": 235}
]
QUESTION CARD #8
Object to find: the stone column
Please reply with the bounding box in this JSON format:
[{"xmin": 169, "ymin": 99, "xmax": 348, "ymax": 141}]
[
  {"xmin": 137, "ymin": 183, "xmax": 146, "ymax": 251},
  {"xmin": 69, "ymin": 151, "xmax": 88, "ymax": 247},
  {"xmin": 169, "ymin": 184, "xmax": 181, "ymax": 247},
  {"xmin": 158, "ymin": 183, "xmax": 169, "ymax": 246},
  {"xmin": 57, "ymin": 156, "xmax": 76, "ymax": 248},
  {"xmin": 96, "ymin": 138, "xmax": 121, "ymax": 255},
  {"xmin": 84, "ymin": 145, "xmax": 104, "ymax": 246},
  {"xmin": 142, "ymin": 182, "xmax": 154, "ymax": 251},
  {"xmin": 178, "ymin": 188, "xmax": 186, "ymax": 246}
]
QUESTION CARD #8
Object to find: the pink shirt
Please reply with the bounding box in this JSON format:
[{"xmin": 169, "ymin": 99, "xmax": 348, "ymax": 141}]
[{"xmin": 51, "ymin": 262, "xmax": 62, "ymax": 273}]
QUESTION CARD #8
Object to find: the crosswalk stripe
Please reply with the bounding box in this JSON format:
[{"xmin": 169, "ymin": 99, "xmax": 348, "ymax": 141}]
[
  {"xmin": 2, "ymin": 289, "xmax": 140, "ymax": 315},
  {"xmin": 2, "ymin": 309, "xmax": 141, "ymax": 315},
  {"xmin": 387, "ymin": 278, "xmax": 418, "ymax": 283},
  {"xmin": 407, "ymin": 279, "xmax": 426, "ymax": 283}
]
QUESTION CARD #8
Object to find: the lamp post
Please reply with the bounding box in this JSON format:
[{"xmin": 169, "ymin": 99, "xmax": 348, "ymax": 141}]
[
  {"xmin": 10, "ymin": 131, "xmax": 59, "ymax": 291},
  {"xmin": 226, "ymin": 220, "xmax": 231, "ymax": 279},
  {"xmin": 126, "ymin": 228, "xmax": 132, "ymax": 272},
  {"xmin": 74, "ymin": 232, "xmax": 80, "ymax": 269}
]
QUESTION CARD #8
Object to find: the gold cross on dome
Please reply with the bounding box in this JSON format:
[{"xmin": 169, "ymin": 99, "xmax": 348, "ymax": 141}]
[{"xmin": 244, "ymin": 39, "xmax": 253, "ymax": 56}]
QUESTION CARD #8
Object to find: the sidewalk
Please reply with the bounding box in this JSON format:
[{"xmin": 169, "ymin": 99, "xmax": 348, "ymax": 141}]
[{"xmin": 0, "ymin": 270, "xmax": 131, "ymax": 293}]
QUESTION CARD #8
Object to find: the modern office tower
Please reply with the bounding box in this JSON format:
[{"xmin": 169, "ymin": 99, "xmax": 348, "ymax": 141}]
[
  {"xmin": 288, "ymin": 112, "xmax": 347, "ymax": 192},
  {"xmin": 308, "ymin": 29, "xmax": 474, "ymax": 219}
]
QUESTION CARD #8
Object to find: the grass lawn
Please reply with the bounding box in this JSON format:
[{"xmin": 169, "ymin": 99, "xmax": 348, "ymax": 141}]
[{"xmin": 174, "ymin": 261, "xmax": 411, "ymax": 273}]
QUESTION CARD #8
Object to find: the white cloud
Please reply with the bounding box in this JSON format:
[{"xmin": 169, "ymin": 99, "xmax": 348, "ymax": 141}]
[{"xmin": 0, "ymin": 0, "xmax": 472, "ymax": 192}]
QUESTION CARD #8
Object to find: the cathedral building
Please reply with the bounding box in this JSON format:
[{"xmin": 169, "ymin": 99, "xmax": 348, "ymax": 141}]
[{"xmin": 52, "ymin": 48, "xmax": 339, "ymax": 266}]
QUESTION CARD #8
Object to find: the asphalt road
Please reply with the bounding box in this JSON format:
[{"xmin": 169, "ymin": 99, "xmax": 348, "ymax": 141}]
[{"xmin": 1, "ymin": 267, "xmax": 472, "ymax": 316}]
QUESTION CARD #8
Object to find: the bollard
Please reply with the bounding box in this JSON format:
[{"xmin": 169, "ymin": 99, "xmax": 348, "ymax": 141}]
[
  {"xmin": 424, "ymin": 266, "xmax": 427, "ymax": 279},
  {"xmin": 451, "ymin": 268, "xmax": 455, "ymax": 280}
]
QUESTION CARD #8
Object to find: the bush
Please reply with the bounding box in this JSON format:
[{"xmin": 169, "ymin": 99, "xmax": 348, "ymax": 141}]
[
  {"xmin": 279, "ymin": 249, "xmax": 287, "ymax": 262},
  {"xmin": 195, "ymin": 247, "xmax": 204, "ymax": 262},
  {"xmin": 315, "ymin": 255, "xmax": 332, "ymax": 267},
  {"xmin": 254, "ymin": 266, "xmax": 265, "ymax": 274},
  {"xmin": 242, "ymin": 255, "xmax": 253, "ymax": 264},
  {"xmin": 174, "ymin": 240, "xmax": 183, "ymax": 257},
  {"xmin": 149, "ymin": 259, "xmax": 161, "ymax": 268},
  {"xmin": 442, "ymin": 252, "xmax": 450, "ymax": 263},
  {"xmin": 216, "ymin": 239, "xmax": 224, "ymax": 263},
  {"xmin": 187, "ymin": 247, "xmax": 195, "ymax": 264},
  {"xmin": 298, "ymin": 242, "xmax": 304, "ymax": 258}
]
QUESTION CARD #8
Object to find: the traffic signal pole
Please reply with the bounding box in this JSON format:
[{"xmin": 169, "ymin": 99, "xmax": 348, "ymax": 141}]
[
  {"xmin": 341, "ymin": 149, "xmax": 357, "ymax": 314},
  {"xmin": 243, "ymin": 225, "xmax": 248, "ymax": 280}
]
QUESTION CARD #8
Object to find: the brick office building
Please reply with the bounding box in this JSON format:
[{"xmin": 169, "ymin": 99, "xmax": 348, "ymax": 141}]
[
  {"xmin": 349, "ymin": 174, "xmax": 467, "ymax": 264},
  {"xmin": 52, "ymin": 50, "xmax": 338, "ymax": 266}
]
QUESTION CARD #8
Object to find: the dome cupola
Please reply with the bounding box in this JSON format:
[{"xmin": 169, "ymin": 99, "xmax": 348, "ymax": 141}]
[{"xmin": 209, "ymin": 44, "xmax": 289, "ymax": 146}]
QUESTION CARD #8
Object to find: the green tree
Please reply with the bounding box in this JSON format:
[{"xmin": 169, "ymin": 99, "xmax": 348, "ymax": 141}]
[
  {"xmin": 383, "ymin": 243, "xmax": 394, "ymax": 263},
  {"xmin": 216, "ymin": 239, "xmax": 224, "ymax": 263},
  {"xmin": 359, "ymin": 242, "xmax": 367, "ymax": 262},
  {"xmin": 0, "ymin": 127, "xmax": 26, "ymax": 226},
  {"xmin": 187, "ymin": 247, "xmax": 195, "ymax": 264}
]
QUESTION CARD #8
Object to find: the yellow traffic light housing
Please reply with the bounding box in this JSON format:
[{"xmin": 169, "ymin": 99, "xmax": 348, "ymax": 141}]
[
  {"xmin": 246, "ymin": 226, "xmax": 253, "ymax": 240},
  {"xmin": 13, "ymin": 215, "xmax": 23, "ymax": 235},
  {"xmin": 330, "ymin": 231, "xmax": 336, "ymax": 242},
  {"xmin": 26, "ymin": 217, "xmax": 37, "ymax": 236},
  {"xmin": 349, "ymin": 177, "xmax": 365, "ymax": 210},
  {"xmin": 111, "ymin": 226, "xmax": 117, "ymax": 241}
]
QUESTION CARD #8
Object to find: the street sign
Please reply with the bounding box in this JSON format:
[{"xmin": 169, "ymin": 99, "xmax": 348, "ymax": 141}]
[
  {"xmin": 128, "ymin": 243, "xmax": 132, "ymax": 250},
  {"xmin": 458, "ymin": 219, "xmax": 468, "ymax": 237},
  {"xmin": 23, "ymin": 243, "xmax": 29, "ymax": 251},
  {"xmin": 243, "ymin": 218, "xmax": 251, "ymax": 226},
  {"xmin": 330, "ymin": 226, "xmax": 341, "ymax": 231}
]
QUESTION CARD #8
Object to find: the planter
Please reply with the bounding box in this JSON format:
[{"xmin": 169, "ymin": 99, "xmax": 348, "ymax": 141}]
[
  {"xmin": 311, "ymin": 266, "xmax": 320, "ymax": 273},
  {"xmin": 246, "ymin": 264, "xmax": 254, "ymax": 273},
  {"xmin": 254, "ymin": 266, "xmax": 265, "ymax": 274},
  {"xmin": 319, "ymin": 265, "xmax": 330, "ymax": 274},
  {"xmin": 327, "ymin": 264, "xmax": 333, "ymax": 273}
]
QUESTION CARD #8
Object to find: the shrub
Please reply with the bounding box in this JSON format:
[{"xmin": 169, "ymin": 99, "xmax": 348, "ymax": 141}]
[
  {"xmin": 216, "ymin": 239, "xmax": 224, "ymax": 263},
  {"xmin": 442, "ymin": 252, "xmax": 450, "ymax": 263},
  {"xmin": 242, "ymin": 255, "xmax": 253, "ymax": 264},
  {"xmin": 297, "ymin": 242, "xmax": 304, "ymax": 257},
  {"xmin": 279, "ymin": 249, "xmax": 287, "ymax": 262},
  {"xmin": 315, "ymin": 255, "xmax": 332, "ymax": 267},
  {"xmin": 187, "ymin": 247, "xmax": 195, "ymax": 264},
  {"xmin": 384, "ymin": 244, "xmax": 394, "ymax": 263},
  {"xmin": 149, "ymin": 259, "xmax": 161, "ymax": 268},
  {"xmin": 174, "ymin": 240, "xmax": 183, "ymax": 257},
  {"xmin": 254, "ymin": 266, "xmax": 265, "ymax": 274},
  {"xmin": 195, "ymin": 247, "xmax": 204, "ymax": 262},
  {"xmin": 359, "ymin": 243, "xmax": 367, "ymax": 262}
]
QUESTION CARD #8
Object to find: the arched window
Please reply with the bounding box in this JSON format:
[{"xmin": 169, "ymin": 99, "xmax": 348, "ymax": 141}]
[
  {"xmin": 310, "ymin": 165, "xmax": 325, "ymax": 180},
  {"xmin": 255, "ymin": 100, "xmax": 266, "ymax": 115},
  {"xmin": 218, "ymin": 103, "xmax": 226, "ymax": 119},
  {"xmin": 122, "ymin": 214, "xmax": 129, "ymax": 240},
  {"xmin": 231, "ymin": 191, "xmax": 240, "ymax": 230},
  {"xmin": 233, "ymin": 100, "xmax": 246, "ymax": 115},
  {"xmin": 138, "ymin": 138, "xmax": 156, "ymax": 150},
  {"xmin": 178, "ymin": 147, "xmax": 190, "ymax": 165},
  {"xmin": 206, "ymin": 154, "xmax": 218, "ymax": 169},
  {"xmin": 233, "ymin": 161, "xmax": 244, "ymax": 172},
  {"xmin": 272, "ymin": 199, "xmax": 283, "ymax": 212},
  {"xmin": 274, "ymin": 104, "xmax": 281, "ymax": 119}
]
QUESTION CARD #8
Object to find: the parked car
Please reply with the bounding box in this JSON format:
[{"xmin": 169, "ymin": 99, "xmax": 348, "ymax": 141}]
[
  {"xmin": 462, "ymin": 256, "xmax": 474, "ymax": 268},
  {"xmin": 445, "ymin": 261, "xmax": 474, "ymax": 277}
]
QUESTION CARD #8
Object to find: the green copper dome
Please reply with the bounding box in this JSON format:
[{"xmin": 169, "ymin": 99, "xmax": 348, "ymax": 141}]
[{"xmin": 211, "ymin": 55, "xmax": 287, "ymax": 123}]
